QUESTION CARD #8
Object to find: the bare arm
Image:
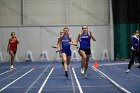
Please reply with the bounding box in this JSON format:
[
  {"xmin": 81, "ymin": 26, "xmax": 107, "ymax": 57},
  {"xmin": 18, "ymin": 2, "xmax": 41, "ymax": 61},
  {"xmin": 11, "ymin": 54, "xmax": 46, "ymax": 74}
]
[
  {"xmin": 54, "ymin": 37, "xmax": 60, "ymax": 48},
  {"xmin": 16, "ymin": 38, "xmax": 19, "ymax": 44},
  {"xmin": 89, "ymin": 31, "xmax": 96, "ymax": 41},
  {"xmin": 52, "ymin": 37, "xmax": 60, "ymax": 48},
  {"xmin": 7, "ymin": 39, "xmax": 10, "ymax": 52},
  {"xmin": 57, "ymin": 36, "xmax": 62, "ymax": 51},
  {"xmin": 15, "ymin": 37, "xmax": 19, "ymax": 44},
  {"xmin": 69, "ymin": 35, "xmax": 77, "ymax": 46},
  {"xmin": 75, "ymin": 33, "xmax": 81, "ymax": 46},
  {"xmin": 57, "ymin": 36, "xmax": 61, "ymax": 47}
]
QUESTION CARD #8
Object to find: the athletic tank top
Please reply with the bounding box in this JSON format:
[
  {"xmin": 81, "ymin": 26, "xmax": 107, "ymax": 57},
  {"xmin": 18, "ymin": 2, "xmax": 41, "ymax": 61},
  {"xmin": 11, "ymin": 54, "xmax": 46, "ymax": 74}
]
[
  {"xmin": 9, "ymin": 38, "xmax": 18, "ymax": 51},
  {"xmin": 79, "ymin": 32, "xmax": 91, "ymax": 49},
  {"xmin": 61, "ymin": 35, "xmax": 71, "ymax": 50}
]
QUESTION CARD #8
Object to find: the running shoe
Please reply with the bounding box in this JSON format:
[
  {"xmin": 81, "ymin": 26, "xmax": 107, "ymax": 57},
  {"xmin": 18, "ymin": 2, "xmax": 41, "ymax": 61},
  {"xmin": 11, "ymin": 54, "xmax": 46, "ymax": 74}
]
[
  {"xmin": 126, "ymin": 69, "xmax": 130, "ymax": 73},
  {"xmin": 10, "ymin": 65, "xmax": 14, "ymax": 69},
  {"xmin": 81, "ymin": 69, "xmax": 84, "ymax": 74}
]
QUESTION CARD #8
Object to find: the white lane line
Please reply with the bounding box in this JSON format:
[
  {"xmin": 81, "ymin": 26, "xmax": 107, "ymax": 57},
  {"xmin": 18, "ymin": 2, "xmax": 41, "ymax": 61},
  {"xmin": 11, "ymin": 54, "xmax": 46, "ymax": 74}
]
[
  {"xmin": 72, "ymin": 68, "xmax": 83, "ymax": 93},
  {"xmin": 0, "ymin": 69, "xmax": 24, "ymax": 82},
  {"xmin": 69, "ymin": 66, "xmax": 76, "ymax": 93},
  {"xmin": 112, "ymin": 66, "xmax": 140, "ymax": 79},
  {"xmin": 99, "ymin": 63, "xmax": 128, "ymax": 67},
  {"xmin": 38, "ymin": 68, "xmax": 54, "ymax": 93},
  {"xmin": 92, "ymin": 66, "xmax": 131, "ymax": 93},
  {"xmin": 0, "ymin": 69, "xmax": 14, "ymax": 76},
  {"xmin": 0, "ymin": 66, "xmax": 32, "ymax": 82},
  {"xmin": 0, "ymin": 65, "xmax": 31, "ymax": 76},
  {"xmin": 81, "ymin": 85, "xmax": 113, "ymax": 88},
  {"xmin": 0, "ymin": 68, "xmax": 34, "ymax": 92},
  {"xmin": 25, "ymin": 65, "xmax": 50, "ymax": 93}
]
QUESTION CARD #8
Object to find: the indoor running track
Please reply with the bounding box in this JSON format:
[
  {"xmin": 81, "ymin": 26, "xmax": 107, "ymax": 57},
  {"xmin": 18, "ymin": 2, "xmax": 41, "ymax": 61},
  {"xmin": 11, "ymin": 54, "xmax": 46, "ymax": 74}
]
[{"xmin": 0, "ymin": 61, "xmax": 140, "ymax": 93}]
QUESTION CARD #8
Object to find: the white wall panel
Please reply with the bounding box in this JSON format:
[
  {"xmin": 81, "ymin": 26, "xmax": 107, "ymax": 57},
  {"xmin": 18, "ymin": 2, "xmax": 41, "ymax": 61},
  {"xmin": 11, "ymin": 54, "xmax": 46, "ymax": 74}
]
[
  {"xmin": 0, "ymin": 0, "xmax": 21, "ymax": 26},
  {"xmin": 0, "ymin": 0, "xmax": 109, "ymax": 25},
  {"xmin": 0, "ymin": 26, "xmax": 111, "ymax": 62}
]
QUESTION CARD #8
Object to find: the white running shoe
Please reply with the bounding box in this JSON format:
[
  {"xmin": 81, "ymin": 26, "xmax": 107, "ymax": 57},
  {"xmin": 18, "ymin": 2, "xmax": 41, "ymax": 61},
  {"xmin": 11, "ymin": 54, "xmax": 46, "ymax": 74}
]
[
  {"xmin": 126, "ymin": 69, "xmax": 130, "ymax": 73},
  {"xmin": 81, "ymin": 69, "xmax": 84, "ymax": 74},
  {"xmin": 10, "ymin": 65, "xmax": 14, "ymax": 69}
]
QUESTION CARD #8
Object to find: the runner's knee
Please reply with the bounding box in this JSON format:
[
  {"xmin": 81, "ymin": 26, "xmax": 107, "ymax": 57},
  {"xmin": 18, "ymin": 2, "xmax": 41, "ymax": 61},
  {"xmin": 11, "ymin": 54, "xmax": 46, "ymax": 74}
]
[{"xmin": 82, "ymin": 56, "xmax": 87, "ymax": 61}]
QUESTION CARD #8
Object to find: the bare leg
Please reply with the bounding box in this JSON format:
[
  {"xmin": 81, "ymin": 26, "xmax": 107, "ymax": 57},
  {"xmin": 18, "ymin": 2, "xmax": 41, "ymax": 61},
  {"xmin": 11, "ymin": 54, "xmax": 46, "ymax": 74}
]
[
  {"xmin": 84, "ymin": 55, "xmax": 90, "ymax": 74},
  {"xmin": 9, "ymin": 51, "xmax": 15, "ymax": 68},
  {"xmin": 67, "ymin": 56, "xmax": 71, "ymax": 66},
  {"xmin": 59, "ymin": 52, "xmax": 64, "ymax": 67},
  {"xmin": 79, "ymin": 50, "xmax": 87, "ymax": 73},
  {"xmin": 61, "ymin": 53, "xmax": 68, "ymax": 78}
]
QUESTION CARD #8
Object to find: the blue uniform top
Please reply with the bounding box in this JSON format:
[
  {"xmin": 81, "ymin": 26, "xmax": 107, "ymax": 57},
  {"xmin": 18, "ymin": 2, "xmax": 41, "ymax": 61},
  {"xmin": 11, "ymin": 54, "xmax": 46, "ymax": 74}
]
[
  {"xmin": 61, "ymin": 35, "xmax": 71, "ymax": 50},
  {"xmin": 79, "ymin": 32, "xmax": 91, "ymax": 49},
  {"xmin": 131, "ymin": 35, "xmax": 140, "ymax": 50}
]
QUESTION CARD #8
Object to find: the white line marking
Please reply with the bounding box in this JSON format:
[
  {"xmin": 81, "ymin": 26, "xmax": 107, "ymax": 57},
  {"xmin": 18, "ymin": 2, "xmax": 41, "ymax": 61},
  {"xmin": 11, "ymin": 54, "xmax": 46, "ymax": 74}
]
[
  {"xmin": 72, "ymin": 68, "xmax": 83, "ymax": 93},
  {"xmin": 99, "ymin": 63, "xmax": 128, "ymax": 67},
  {"xmin": 25, "ymin": 65, "xmax": 50, "ymax": 93},
  {"xmin": 0, "ymin": 68, "xmax": 34, "ymax": 92},
  {"xmin": 38, "ymin": 68, "xmax": 54, "ymax": 93},
  {"xmin": 0, "ymin": 66, "xmax": 32, "ymax": 82},
  {"xmin": 69, "ymin": 66, "xmax": 76, "ymax": 93},
  {"xmin": 0, "ymin": 66, "xmax": 31, "ymax": 76},
  {"xmin": 0, "ymin": 65, "xmax": 32, "ymax": 76},
  {"xmin": 0, "ymin": 69, "xmax": 24, "ymax": 82},
  {"xmin": 81, "ymin": 85, "xmax": 113, "ymax": 88},
  {"xmin": 112, "ymin": 66, "xmax": 140, "ymax": 79},
  {"xmin": 92, "ymin": 66, "xmax": 131, "ymax": 93},
  {"xmin": 0, "ymin": 69, "xmax": 14, "ymax": 76}
]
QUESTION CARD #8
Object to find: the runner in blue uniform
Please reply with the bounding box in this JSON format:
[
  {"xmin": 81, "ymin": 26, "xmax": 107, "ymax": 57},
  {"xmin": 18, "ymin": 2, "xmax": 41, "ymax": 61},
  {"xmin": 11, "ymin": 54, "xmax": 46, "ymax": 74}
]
[
  {"xmin": 76, "ymin": 25, "xmax": 96, "ymax": 77},
  {"xmin": 58, "ymin": 27, "xmax": 76, "ymax": 78},
  {"xmin": 126, "ymin": 30, "xmax": 140, "ymax": 73}
]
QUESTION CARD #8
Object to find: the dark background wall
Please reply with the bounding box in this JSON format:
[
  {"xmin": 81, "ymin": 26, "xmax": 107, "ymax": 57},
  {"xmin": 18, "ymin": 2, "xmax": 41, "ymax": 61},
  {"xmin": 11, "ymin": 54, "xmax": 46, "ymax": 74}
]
[{"xmin": 112, "ymin": 0, "xmax": 140, "ymax": 59}]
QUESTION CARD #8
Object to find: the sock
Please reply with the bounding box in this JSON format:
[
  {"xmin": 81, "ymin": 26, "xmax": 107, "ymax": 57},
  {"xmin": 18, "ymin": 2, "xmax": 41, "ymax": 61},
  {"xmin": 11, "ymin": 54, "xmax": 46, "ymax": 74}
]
[{"xmin": 62, "ymin": 62, "xmax": 64, "ymax": 66}]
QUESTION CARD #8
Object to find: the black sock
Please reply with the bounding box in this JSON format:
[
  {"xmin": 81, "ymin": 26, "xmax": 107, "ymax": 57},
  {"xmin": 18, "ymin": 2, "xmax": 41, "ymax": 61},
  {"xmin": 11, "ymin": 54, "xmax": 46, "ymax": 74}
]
[
  {"xmin": 62, "ymin": 62, "xmax": 64, "ymax": 66},
  {"xmin": 65, "ymin": 71, "xmax": 68, "ymax": 78}
]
